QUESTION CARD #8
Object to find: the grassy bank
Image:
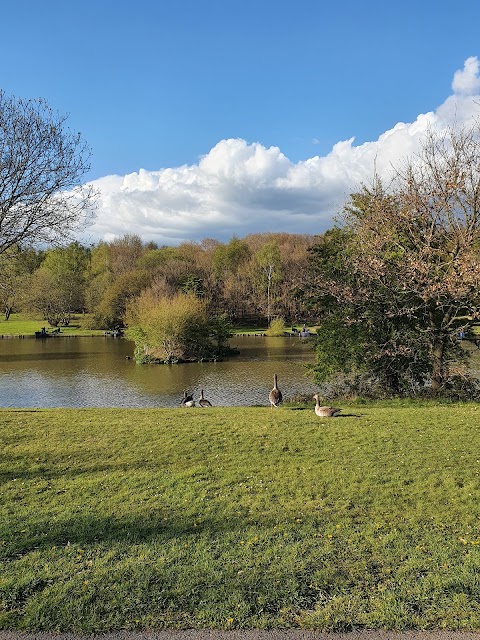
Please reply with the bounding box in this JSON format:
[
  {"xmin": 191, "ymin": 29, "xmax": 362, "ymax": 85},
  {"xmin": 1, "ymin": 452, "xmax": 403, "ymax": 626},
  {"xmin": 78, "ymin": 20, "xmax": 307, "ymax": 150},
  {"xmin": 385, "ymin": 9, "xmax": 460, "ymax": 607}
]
[
  {"xmin": 1, "ymin": 403, "xmax": 480, "ymax": 631},
  {"xmin": 0, "ymin": 314, "xmax": 317, "ymax": 338},
  {"xmin": 0, "ymin": 313, "xmax": 106, "ymax": 337}
]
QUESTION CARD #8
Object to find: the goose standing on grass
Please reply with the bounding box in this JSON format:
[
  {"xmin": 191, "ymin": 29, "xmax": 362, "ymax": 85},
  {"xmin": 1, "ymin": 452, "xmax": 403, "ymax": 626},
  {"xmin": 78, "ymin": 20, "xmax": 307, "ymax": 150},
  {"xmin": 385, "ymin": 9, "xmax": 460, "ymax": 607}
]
[
  {"xmin": 199, "ymin": 389, "xmax": 212, "ymax": 407},
  {"xmin": 269, "ymin": 373, "xmax": 283, "ymax": 408},
  {"xmin": 181, "ymin": 390, "xmax": 195, "ymax": 408},
  {"xmin": 313, "ymin": 394, "xmax": 341, "ymax": 417}
]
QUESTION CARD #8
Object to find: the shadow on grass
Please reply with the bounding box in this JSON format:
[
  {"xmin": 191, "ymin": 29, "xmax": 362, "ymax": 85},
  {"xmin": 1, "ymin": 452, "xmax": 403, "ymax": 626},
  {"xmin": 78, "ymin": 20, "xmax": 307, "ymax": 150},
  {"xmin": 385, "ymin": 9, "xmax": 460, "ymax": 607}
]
[
  {"xmin": 288, "ymin": 407, "xmax": 365, "ymax": 418},
  {"xmin": 3, "ymin": 510, "xmax": 259, "ymax": 558},
  {"xmin": 0, "ymin": 456, "xmax": 144, "ymax": 483},
  {"xmin": 0, "ymin": 454, "xmax": 147, "ymax": 482}
]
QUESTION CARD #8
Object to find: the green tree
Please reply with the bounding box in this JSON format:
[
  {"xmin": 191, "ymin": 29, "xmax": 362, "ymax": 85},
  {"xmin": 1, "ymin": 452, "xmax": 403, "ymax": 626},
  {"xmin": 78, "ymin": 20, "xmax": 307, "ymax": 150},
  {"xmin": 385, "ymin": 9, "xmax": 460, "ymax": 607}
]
[
  {"xmin": 84, "ymin": 242, "xmax": 113, "ymax": 313},
  {"xmin": 41, "ymin": 242, "xmax": 90, "ymax": 315},
  {"xmin": 93, "ymin": 269, "xmax": 151, "ymax": 329},
  {"xmin": 307, "ymin": 125, "xmax": 480, "ymax": 398},
  {"xmin": 0, "ymin": 246, "xmax": 42, "ymax": 319},
  {"xmin": 21, "ymin": 242, "xmax": 90, "ymax": 326},
  {"xmin": 212, "ymin": 236, "xmax": 251, "ymax": 278},
  {"xmin": 22, "ymin": 268, "xmax": 66, "ymax": 327}
]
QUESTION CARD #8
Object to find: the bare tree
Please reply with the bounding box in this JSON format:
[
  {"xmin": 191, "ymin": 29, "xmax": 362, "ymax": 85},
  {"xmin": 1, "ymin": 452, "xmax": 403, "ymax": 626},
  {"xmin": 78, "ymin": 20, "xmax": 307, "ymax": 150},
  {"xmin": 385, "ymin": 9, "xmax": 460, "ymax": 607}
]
[{"xmin": 0, "ymin": 90, "xmax": 96, "ymax": 256}]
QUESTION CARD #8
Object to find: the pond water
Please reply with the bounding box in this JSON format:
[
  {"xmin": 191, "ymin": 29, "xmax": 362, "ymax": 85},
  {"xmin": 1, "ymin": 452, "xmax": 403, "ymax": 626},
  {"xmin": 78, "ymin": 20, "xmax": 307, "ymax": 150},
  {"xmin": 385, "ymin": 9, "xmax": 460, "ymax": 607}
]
[{"xmin": 0, "ymin": 335, "xmax": 318, "ymax": 408}]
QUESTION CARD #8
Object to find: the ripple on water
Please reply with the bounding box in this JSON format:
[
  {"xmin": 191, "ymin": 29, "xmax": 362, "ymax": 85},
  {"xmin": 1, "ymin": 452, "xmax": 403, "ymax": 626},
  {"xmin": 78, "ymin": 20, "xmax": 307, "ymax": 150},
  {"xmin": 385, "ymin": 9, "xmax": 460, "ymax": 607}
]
[{"xmin": 0, "ymin": 335, "xmax": 318, "ymax": 408}]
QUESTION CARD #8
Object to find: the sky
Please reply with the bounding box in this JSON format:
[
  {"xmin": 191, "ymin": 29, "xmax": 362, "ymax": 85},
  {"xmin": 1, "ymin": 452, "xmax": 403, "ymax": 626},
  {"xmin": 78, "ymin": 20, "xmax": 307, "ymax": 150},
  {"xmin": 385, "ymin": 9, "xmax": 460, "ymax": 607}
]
[{"xmin": 2, "ymin": 0, "xmax": 480, "ymax": 246}]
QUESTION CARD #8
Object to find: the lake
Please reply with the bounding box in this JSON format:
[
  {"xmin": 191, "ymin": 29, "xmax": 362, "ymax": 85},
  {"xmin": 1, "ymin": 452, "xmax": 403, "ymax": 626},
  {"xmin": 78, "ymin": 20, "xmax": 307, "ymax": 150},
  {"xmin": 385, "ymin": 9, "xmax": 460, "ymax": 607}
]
[{"xmin": 0, "ymin": 335, "xmax": 318, "ymax": 408}]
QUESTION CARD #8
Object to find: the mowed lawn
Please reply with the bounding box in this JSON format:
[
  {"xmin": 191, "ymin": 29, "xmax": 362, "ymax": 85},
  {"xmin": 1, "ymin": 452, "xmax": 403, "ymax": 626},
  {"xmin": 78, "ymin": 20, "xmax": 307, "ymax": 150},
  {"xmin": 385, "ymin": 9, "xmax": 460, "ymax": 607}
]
[
  {"xmin": 0, "ymin": 313, "xmax": 105, "ymax": 337},
  {"xmin": 1, "ymin": 403, "xmax": 480, "ymax": 631}
]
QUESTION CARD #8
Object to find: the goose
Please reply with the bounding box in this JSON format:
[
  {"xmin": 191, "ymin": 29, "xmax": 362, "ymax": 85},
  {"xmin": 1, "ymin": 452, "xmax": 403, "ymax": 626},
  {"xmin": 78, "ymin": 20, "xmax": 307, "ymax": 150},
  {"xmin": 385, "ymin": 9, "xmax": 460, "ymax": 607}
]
[
  {"xmin": 181, "ymin": 390, "xmax": 195, "ymax": 408},
  {"xmin": 199, "ymin": 389, "xmax": 212, "ymax": 407},
  {"xmin": 313, "ymin": 394, "xmax": 341, "ymax": 417},
  {"xmin": 268, "ymin": 373, "xmax": 283, "ymax": 408}
]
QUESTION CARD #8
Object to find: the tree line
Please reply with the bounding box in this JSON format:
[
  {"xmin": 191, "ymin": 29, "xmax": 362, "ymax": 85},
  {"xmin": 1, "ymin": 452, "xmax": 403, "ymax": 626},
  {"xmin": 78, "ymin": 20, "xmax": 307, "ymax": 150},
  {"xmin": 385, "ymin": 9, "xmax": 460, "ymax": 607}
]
[{"xmin": 1, "ymin": 231, "xmax": 315, "ymax": 325}]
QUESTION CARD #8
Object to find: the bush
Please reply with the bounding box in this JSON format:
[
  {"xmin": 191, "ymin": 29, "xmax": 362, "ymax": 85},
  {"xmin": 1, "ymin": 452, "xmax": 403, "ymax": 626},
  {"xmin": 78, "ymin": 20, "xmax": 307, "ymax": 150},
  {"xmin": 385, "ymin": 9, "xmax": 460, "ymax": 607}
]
[
  {"xmin": 126, "ymin": 291, "xmax": 215, "ymax": 363},
  {"xmin": 266, "ymin": 317, "xmax": 286, "ymax": 336}
]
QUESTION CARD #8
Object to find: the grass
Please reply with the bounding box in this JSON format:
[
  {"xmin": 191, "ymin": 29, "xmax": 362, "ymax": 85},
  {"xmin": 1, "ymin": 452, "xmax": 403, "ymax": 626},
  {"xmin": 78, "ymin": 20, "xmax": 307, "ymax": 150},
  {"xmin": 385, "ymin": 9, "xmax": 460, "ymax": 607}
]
[
  {"xmin": 2, "ymin": 403, "xmax": 480, "ymax": 631},
  {"xmin": 0, "ymin": 313, "xmax": 105, "ymax": 337},
  {"xmin": 0, "ymin": 315, "xmax": 316, "ymax": 338},
  {"xmin": 231, "ymin": 326, "xmax": 268, "ymax": 335},
  {"xmin": 232, "ymin": 326, "xmax": 318, "ymax": 336}
]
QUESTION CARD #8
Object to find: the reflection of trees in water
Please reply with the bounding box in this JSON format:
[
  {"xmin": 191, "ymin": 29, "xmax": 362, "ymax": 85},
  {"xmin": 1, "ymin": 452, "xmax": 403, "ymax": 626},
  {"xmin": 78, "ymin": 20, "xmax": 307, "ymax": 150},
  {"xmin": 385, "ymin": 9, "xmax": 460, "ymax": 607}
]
[{"xmin": 0, "ymin": 336, "xmax": 317, "ymax": 408}]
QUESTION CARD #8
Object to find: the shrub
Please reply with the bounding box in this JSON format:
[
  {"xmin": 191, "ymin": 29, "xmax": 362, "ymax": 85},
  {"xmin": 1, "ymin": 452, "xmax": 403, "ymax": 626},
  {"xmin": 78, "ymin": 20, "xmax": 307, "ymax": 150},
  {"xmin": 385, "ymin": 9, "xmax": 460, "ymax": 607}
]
[
  {"xmin": 125, "ymin": 291, "xmax": 213, "ymax": 363},
  {"xmin": 266, "ymin": 317, "xmax": 286, "ymax": 336}
]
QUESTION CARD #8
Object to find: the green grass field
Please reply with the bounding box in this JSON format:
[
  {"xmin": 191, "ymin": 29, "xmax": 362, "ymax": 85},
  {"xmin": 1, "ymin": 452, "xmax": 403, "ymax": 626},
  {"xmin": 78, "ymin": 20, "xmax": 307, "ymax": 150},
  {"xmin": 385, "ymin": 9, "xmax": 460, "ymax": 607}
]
[
  {"xmin": 0, "ymin": 313, "xmax": 105, "ymax": 337},
  {"xmin": 2, "ymin": 403, "xmax": 480, "ymax": 631}
]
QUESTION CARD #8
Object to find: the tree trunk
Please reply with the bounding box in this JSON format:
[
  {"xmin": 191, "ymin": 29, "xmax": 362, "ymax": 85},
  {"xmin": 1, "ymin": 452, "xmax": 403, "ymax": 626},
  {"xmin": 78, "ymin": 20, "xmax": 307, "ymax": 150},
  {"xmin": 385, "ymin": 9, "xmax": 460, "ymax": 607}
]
[{"xmin": 431, "ymin": 337, "xmax": 446, "ymax": 392}]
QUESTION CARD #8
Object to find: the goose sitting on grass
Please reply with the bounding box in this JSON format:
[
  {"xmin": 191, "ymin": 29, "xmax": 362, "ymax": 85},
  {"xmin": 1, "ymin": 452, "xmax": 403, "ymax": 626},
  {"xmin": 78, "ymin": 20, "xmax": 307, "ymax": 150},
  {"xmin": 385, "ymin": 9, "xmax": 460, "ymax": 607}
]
[
  {"xmin": 269, "ymin": 373, "xmax": 283, "ymax": 408},
  {"xmin": 313, "ymin": 394, "xmax": 341, "ymax": 417}
]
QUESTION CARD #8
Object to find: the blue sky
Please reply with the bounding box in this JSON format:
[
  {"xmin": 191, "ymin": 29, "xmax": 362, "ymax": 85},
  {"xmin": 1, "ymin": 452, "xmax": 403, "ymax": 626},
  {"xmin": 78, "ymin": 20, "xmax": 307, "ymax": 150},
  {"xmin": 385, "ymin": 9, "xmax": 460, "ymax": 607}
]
[{"xmin": 2, "ymin": 0, "xmax": 480, "ymax": 245}]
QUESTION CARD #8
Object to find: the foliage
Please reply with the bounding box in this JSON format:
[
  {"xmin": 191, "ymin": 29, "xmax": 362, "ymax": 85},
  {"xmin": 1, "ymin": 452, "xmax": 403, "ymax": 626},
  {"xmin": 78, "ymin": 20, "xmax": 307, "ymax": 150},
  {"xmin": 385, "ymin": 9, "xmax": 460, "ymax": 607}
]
[
  {"xmin": 92, "ymin": 269, "xmax": 151, "ymax": 329},
  {"xmin": 306, "ymin": 125, "xmax": 480, "ymax": 398},
  {"xmin": 212, "ymin": 236, "xmax": 251, "ymax": 278},
  {"xmin": 84, "ymin": 243, "xmax": 113, "ymax": 313},
  {"xmin": 180, "ymin": 273, "xmax": 205, "ymax": 297},
  {"xmin": 20, "ymin": 243, "xmax": 91, "ymax": 326},
  {"xmin": 7, "ymin": 232, "xmax": 316, "ymax": 332},
  {"xmin": 108, "ymin": 234, "xmax": 144, "ymax": 276},
  {"xmin": 43, "ymin": 242, "xmax": 90, "ymax": 314},
  {"xmin": 137, "ymin": 246, "xmax": 179, "ymax": 270},
  {"xmin": 0, "ymin": 89, "xmax": 95, "ymax": 255},
  {"xmin": 0, "ymin": 246, "xmax": 41, "ymax": 320},
  {"xmin": 125, "ymin": 291, "xmax": 215, "ymax": 363},
  {"xmin": 21, "ymin": 268, "xmax": 67, "ymax": 327},
  {"xmin": 266, "ymin": 316, "xmax": 287, "ymax": 336},
  {"xmin": 208, "ymin": 313, "xmax": 233, "ymax": 351},
  {"xmin": 3, "ymin": 404, "xmax": 480, "ymax": 631}
]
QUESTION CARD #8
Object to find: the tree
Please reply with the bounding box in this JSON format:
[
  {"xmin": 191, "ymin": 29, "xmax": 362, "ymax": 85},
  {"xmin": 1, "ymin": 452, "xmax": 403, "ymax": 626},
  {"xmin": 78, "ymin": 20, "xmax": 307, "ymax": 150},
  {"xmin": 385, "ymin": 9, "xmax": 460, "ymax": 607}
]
[
  {"xmin": 252, "ymin": 241, "xmax": 282, "ymax": 325},
  {"xmin": 84, "ymin": 242, "xmax": 113, "ymax": 313},
  {"xmin": 0, "ymin": 246, "xmax": 43, "ymax": 319},
  {"xmin": 93, "ymin": 269, "xmax": 151, "ymax": 329},
  {"xmin": 125, "ymin": 291, "xmax": 212, "ymax": 363},
  {"xmin": 212, "ymin": 236, "xmax": 251, "ymax": 278},
  {"xmin": 307, "ymin": 124, "xmax": 480, "ymax": 397},
  {"xmin": 41, "ymin": 242, "xmax": 90, "ymax": 316},
  {"xmin": 21, "ymin": 242, "xmax": 90, "ymax": 326},
  {"xmin": 108, "ymin": 234, "xmax": 144, "ymax": 276},
  {"xmin": 22, "ymin": 268, "xmax": 67, "ymax": 327},
  {"xmin": 0, "ymin": 90, "xmax": 95, "ymax": 256}
]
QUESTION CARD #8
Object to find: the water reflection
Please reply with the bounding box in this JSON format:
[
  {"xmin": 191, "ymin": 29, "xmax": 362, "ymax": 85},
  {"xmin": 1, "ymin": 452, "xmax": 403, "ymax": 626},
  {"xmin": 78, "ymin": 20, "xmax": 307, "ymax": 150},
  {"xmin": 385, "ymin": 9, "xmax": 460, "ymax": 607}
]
[{"xmin": 0, "ymin": 335, "xmax": 318, "ymax": 408}]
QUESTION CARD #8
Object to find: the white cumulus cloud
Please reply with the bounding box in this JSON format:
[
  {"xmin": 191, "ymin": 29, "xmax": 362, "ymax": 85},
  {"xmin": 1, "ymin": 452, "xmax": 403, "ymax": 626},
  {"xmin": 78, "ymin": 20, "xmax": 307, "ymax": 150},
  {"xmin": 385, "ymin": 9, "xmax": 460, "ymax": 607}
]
[
  {"xmin": 452, "ymin": 56, "xmax": 480, "ymax": 95},
  {"xmin": 81, "ymin": 56, "xmax": 480, "ymax": 246}
]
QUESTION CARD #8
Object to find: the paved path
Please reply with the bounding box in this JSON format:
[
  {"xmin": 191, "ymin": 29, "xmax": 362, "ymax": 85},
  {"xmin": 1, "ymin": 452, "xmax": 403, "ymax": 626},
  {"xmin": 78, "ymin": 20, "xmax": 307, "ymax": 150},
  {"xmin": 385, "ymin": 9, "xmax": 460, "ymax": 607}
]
[{"xmin": 2, "ymin": 631, "xmax": 480, "ymax": 640}]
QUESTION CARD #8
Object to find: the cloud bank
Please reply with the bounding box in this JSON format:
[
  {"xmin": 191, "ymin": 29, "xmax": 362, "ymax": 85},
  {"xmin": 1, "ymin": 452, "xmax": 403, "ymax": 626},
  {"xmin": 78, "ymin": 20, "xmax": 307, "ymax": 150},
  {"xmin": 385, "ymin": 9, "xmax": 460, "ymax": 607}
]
[{"xmin": 83, "ymin": 56, "xmax": 480, "ymax": 246}]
